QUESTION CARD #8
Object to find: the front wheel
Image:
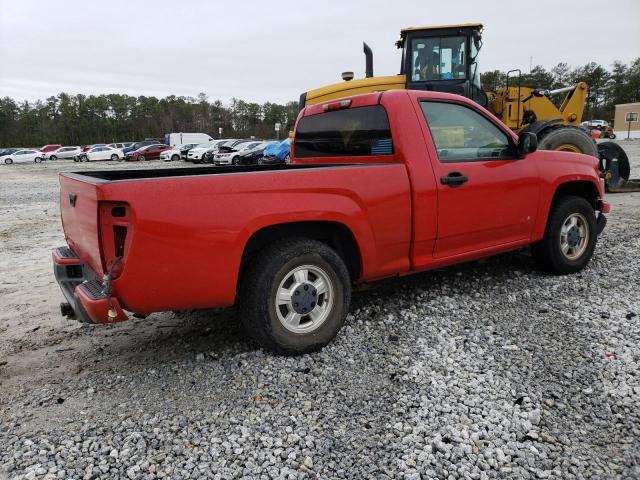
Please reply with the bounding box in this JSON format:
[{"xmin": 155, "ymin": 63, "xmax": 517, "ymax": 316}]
[
  {"xmin": 283, "ymin": 153, "xmax": 290, "ymax": 163},
  {"xmin": 171, "ymin": 154, "xmax": 179, "ymax": 162},
  {"xmin": 239, "ymin": 238, "xmax": 351, "ymax": 355},
  {"xmin": 49, "ymin": 155, "xmax": 57, "ymax": 161},
  {"xmin": 138, "ymin": 155, "xmax": 146, "ymax": 161},
  {"xmin": 531, "ymin": 195, "xmax": 597, "ymax": 274},
  {"xmin": 4, "ymin": 158, "xmax": 13, "ymax": 164},
  {"xmin": 232, "ymin": 156, "xmax": 240, "ymax": 166}
]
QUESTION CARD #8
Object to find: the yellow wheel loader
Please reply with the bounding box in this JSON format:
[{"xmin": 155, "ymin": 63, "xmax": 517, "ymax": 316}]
[{"xmin": 299, "ymin": 23, "xmax": 638, "ymax": 192}]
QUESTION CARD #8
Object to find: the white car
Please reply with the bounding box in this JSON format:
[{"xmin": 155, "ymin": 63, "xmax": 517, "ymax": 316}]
[
  {"xmin": 1, "ymin": 149, "xmax": 45, "ymax": 164},
  {"xmin": 80, "ymin": 145, "xmax": 124, "ymax": 162},
  {"xmin": 43, "ymin": 146, "xmax": 82, "ymax": 161},
  {"xmin": 159, "ymin": 147, "xmax": 182, "ymax": 162},
  {"xmin": 187, "ymin": 140, "xmax": 226, "ymax": 163},
  {"xmin": 213, "ymin": 141, "xmax": 264, "ymax": 165}
]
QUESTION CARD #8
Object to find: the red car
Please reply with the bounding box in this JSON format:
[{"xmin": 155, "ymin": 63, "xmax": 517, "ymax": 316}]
[
  {"xmin": 126, "ymin": 144, "xmax": 171, "ymax": 161},
  {"xmin": 40, "ymin": 144, "xmax": 62, "ymax": 153},
  {"xmin": 53, "ymin": 90, "xmax": 609, "ymax": 354}
]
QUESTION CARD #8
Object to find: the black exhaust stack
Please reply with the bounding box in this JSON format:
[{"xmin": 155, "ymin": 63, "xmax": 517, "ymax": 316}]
[{"xmin": 363, "ymin": 42, "xmax": 373, "ymax": 78}]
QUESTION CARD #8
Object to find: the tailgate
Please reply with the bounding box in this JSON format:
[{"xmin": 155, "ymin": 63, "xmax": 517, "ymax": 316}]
[{"xmin": 59, "ymin": 174, "xmax": 104, "ymax": 276}]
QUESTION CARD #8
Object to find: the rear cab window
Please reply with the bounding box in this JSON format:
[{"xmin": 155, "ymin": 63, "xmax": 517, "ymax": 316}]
[
  {"xmin": 295, "ymin": 105, "xmax": 393, "ymax": 158},
  {"xmin": 420, "ymin": 101, "xmax": 513, "ymax": 162}
]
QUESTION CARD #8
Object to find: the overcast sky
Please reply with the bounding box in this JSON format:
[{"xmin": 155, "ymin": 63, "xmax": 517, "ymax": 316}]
[{"xmin": 1, "ymin": 0, "xmax": 638, "ymax": 104}]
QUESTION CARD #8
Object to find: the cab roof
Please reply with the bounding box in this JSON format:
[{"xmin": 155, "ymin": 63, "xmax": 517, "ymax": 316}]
[{"xmin": 397, "ymin": 23, "xmax": 483, "ymax": 47}]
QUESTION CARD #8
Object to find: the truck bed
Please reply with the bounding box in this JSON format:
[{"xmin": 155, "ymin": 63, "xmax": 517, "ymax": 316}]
[{"xmin": 58, "ymin": 161, "xmax": 413, "ymax": 316}]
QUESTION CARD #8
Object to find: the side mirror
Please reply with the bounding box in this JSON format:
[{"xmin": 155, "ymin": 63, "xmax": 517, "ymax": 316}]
[{"xmin": 517, "ymin": 132, "xmax": 538, "ymax": 157}]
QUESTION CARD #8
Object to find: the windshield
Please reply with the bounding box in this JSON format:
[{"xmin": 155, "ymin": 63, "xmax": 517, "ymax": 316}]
[{"xmin": 411, "ymin": 36, "xmax": 466, "ymax": 81}]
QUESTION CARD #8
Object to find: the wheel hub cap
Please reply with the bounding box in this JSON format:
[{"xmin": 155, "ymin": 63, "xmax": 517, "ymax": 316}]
[
  {"xmin": 560, "ymin": 213, "xmax": 589, "ymax": 260},
  {"xmin": 275, "ymin": 265, "xmax": 334, "ymax": 334},
  {"xmin": 292, "ymin": 283, "xmax": 317, "ymax": 314}
]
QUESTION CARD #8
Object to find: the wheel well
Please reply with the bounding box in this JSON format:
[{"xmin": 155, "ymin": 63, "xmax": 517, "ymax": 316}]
[
  {"xmin": 553, "ymin": 181, "xmax": 599, "ymax": 208},
  {"xmin": 240, "ymin": 221, "xmax": 361, "ymax": 281}
]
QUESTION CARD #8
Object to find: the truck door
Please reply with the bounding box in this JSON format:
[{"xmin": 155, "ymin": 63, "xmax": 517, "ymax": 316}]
[{"xmin": 416, "ymin": 99, "xmax": 540, "ymax": 259}]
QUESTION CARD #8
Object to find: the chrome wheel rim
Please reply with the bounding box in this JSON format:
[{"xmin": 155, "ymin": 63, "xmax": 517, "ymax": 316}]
[
  {"xmin": 275, "ymin": 264, "xmax": 334, "ymax": 334},
  {"xmin": 560, "ymin": 213, "xmax": 589, "ymax": 260}
]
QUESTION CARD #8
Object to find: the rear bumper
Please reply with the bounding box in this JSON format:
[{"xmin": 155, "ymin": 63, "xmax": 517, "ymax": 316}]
[{"xmin": 52, "ymin": 246, "xmax": 128, "ymax": 324}]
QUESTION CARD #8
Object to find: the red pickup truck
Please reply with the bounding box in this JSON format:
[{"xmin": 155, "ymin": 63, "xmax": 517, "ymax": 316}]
[{"xmin": 53, "ymin": 90, "xmax": 609, "ymax": 354}]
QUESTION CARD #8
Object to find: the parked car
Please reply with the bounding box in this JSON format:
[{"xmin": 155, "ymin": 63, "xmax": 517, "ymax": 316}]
[
  {"xmin": 187, "ymin": 140, "xmax": 228, "ymax": 163},
  {"xmin": 228, "ymin": 141, "xmax": 274, "ymax": 166},
  {"xmin": 164, "ymin": 133, "xmax": 213, "ymax": 147},
  {"xmin": 1, "ymin": 149, "xmax": 45, "ymax": 164},
  {"xmin": 160, "ymin": 143, "xmax": 198, "ymax": 162},
  {"xmin": 81, "ymin": 144, "xmax": 107, "ymax": 153},
  {"xmin": 260, "ymin": 139, "xmax": 290, "ymax": 164},
  {"xmin": 77, "ymin": 145, "xmax": 124, "ymax": 162},
  {"xmin": 44, "ymin": 146, "xmax": 82, "ymax": 161},
  {"xmin": 126, "ymin": 144, "xmax": 171, "ymax": 161},
  {"xmin": 51, "ymin": 90, "xmax": 610, "ymax": 354},
  {"xmin": 40, "ymin": 144, "xmax": 62, "ymax": 153},
  {"xmin": 581, "ymin": 120, "xmax": 609, "ymax": 128},
  {"xmin": 213, "ymin": 141, "xmax": 265, "ymax": 165},
  {"xmin": 108, "ymin": 142, "xmax": 134, "ymax": 150},
  {"xmin": 123, "ymin": 140, "xmax": 162, "ymax": 155}
]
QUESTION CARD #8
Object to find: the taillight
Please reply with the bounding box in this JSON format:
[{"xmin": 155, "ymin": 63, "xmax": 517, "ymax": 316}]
[
  {"xmin": 98, "ymin": 202, "xmax": 131, "ymax": 277},
  {"xmin": 322, "ymin": 99, "xmax": 352, "ymax": 112}
]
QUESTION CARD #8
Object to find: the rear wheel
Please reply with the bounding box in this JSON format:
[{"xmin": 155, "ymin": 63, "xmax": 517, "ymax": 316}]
[
  {"xmin": 34, "ymin": 157, "xmax": 42, "ymax": 163},
  {"xmin": 239, "ymin": 238, "xmax": 351, "ymax": 355},
  {"xmin": 537, "ymin": 126, "xmax": 598, "ymax": 157},
  {"xmin": 49, "ymin": 155, "xmax": 57, "ymax": 161},
  {"xmin": 531, "ymin": 195, "xmax": 597, "ymax": 274},
  {"xmin": 110, "ymin": 154, "xmax": 119, "ymax": 161}
]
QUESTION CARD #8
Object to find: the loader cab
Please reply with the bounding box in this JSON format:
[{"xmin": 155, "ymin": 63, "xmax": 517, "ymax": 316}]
[{"xmin": 399, "ymin": 23, "xmax": 488, "ymax": 108}]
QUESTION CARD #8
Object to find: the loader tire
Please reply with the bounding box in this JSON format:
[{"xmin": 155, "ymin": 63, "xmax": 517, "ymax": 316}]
[
  {"xmin": 537, "ymin": 126, "xmax": 598, "ymax": 157},
  {"xmin": 239, "ymin": 238, "xmax": 351, "ymax": 355},
  {"xmin": 531, "ymin": 195, "xmax": 597, "ymax": 275}
]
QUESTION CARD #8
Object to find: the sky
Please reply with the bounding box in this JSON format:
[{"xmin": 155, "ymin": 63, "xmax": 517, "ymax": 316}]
[{"xmin": 1, "ymin": 0, "xmax": 639, "ymax": 104}]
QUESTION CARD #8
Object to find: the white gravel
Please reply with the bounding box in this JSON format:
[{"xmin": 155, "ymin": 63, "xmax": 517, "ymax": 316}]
[{"xmin": 1, "ymin": 144, "xmax": 639, "ymax": 479}]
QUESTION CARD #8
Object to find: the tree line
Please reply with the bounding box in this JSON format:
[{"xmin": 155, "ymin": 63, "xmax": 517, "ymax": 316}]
[
  {"xmin": 480, "ymin": 58, "xmax": 640, "ymax": 123},
  {"xmin": 0, "ymin": 93, "xmax": 299, "ymax": 147},
  {"xmin": 1, "ymin": 57, "xmax": 639, "ymax": 147}
]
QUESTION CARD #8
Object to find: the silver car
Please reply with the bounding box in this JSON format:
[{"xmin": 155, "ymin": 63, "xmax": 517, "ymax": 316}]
[{"xmin": 43, "ymin": 146, "xmax": 82, "ymax": 161}]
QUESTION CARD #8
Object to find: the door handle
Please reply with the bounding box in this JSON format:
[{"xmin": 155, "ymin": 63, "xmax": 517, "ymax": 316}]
[{"xmin": 440, "ymin": 172, "xmax": 468, "ymax": 187}]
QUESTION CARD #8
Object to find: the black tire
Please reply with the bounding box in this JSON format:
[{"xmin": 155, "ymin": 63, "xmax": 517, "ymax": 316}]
[
  {"xmin": 608, "ymin": 133, "xmax": 616, "ymax": 139},
  {"xmin": 531, "ymin": 195, "xmax": 597, "ymax": 275},
  {"xmin": 239, "ymin": 238, "xmax": 351, "ymax": 355},
  {"xmin": 283, "ymin": 153, "xmax": 290, "ymax": 163},
  {"xmin": 171, "ymin": 154, "xmax": 179, "ymax": 162},
  {"xmin": 232, "ymin": 156, "xmax": 240, "ymax": 166},
  {"xmin": 139, "ymin": 155, "xmax": 146, "ymax": 161},
  {"xmin": 34, "ymin": 157, "xmax": 42, "ymax": 163},
  {"xmin": 49, "ymin": 155, "xmax": 57, "ymax": 161},
  {"xmin": 110, "ymin": 154, "xmax": 119, "ymax": 161},
  {"xmin": 4, "ymin": 158, "xmax": 13, "ymax": 164},
  {"xmin": 537, "ymin": 126, "xmax": 598, "ymax": 157}
]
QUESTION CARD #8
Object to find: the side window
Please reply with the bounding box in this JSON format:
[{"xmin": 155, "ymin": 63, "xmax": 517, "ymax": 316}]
[
  {"xmin": 295, "ymin": 105, "xmax": 393, "ymax": 158},
  {"xmin": 420, "ymin": 101, "xmax": 512, "ymax": 162}
]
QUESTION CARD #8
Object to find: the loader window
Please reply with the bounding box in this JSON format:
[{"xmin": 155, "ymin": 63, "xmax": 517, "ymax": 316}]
[
  {"xmin": 420, "ymin": 101, "xmax": 512, "ymax": 162},
  {"xmin": 294, "ymin": 105, "xmax": 393, "ymax": 158},
  {"xmin": 411, "ymin": 36, "xmax": 466, "ymax": 82}
]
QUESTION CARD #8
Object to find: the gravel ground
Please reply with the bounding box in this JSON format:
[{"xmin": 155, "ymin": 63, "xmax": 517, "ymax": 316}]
[{"xmin": 1, "ymin": 142, "xmax": 639, "ymax": 480}]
